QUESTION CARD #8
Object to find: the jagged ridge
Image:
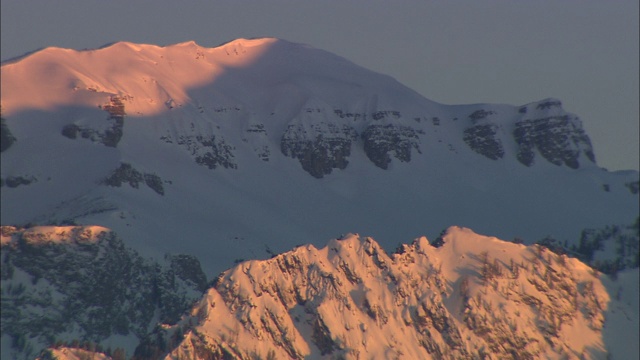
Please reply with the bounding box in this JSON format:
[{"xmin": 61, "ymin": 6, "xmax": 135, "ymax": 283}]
[{"xmin": 160, "ymin": 228, "xmax": 613, "ymax": 360}]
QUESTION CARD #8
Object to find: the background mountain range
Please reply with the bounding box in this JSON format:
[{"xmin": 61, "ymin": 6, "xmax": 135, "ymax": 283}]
[{"xmin": 1, "ymin": 38, "xmax": 638, "ymax": 359}]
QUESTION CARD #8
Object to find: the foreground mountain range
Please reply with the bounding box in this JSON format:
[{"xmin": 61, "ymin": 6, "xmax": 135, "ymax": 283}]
[
  {"xmin": 2, "ymin": 225, "xmax": 637, "ymax": 359},
  {"xmin": 1, "ymin": 38, "xmax": 638, "ymax": 358}
]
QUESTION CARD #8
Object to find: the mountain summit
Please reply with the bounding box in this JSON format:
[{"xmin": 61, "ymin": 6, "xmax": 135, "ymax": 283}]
[{"xmin": 1, "ymin": 38, "xmax": 596, "ymax": 174}]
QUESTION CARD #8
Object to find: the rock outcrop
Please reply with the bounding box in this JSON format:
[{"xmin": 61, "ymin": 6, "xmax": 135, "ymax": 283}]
[
  {"xmin": 361, "ymin": 124, "xmax": 421, "ymax": 169},
  {"xmin": 513, "ymin": 100, "xmax": 595, "ymax": 168},
  {"xmin": 281, "ymin": 122, "xmax": 358, "ymax": 178},
  {"xmin": 61, "ymin": 96, "xmax": 126, "ymax": 148},
  {"xmin": 161, "ymin": 133, "xmax": 237, "ymax": 170},
  {"xmin": 463, "ymin": 123, "xmax": 504, "ymax": 160},
  {"xmin": 102, "ymin": 163, "xmax": 165, "ymax": 195}
]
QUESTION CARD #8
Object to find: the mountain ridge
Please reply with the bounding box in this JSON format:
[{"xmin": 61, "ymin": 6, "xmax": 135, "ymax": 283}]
[
  {"xmin": 3, "ymin": 224, "xmax": 637, "ymax": 359},
  {"xmin": 1, "ymin": 38, "xmax": 637, "ymax": 276},
  {"xmin": 172, "ymin": 226, "xmax": 633, "ymax": 359},
  {"xmin": 0, "ymin": 37, "xmax": 599, "ymax": 169}
]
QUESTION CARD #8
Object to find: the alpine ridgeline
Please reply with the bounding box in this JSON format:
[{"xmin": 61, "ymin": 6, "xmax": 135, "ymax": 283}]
[
  {"xmin": 162, "ymin": 228, "xmax": 637, "ymax": 360},
  {"xmin": 1, "ymin": 38, "xmax": 638, "ymax": 359}
]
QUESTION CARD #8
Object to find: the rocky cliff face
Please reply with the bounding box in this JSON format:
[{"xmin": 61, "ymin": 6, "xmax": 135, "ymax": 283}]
[
  {"xmin": 0, "ymin": 226, "xmax": 207, "ymax": 360},
  {"xmin": 463, "ymin": 123, "xmax": 504, "ymax": 161},
  {"xmin": 146, "ymin": 96, "xmax": 597, "ymax": 178},
  {"xmin": 513, "ymin": 100, "xmax": 595, "ymax": 168},
  {"xmin": 461, "ymin": 109, "xmax": 504, "ymax": 160},
  {"xmin": 157, "ymin": 228, "xmax": 613, "ymax": 360},
  {"xmin": 361, "ymin": 123, "xmax": 421, "ymax": 169},
  {"xmin": 279, "ymin": 114, "xmax": 422, "ymax": 177},
  {"xmin": 280, "ymin": 120, "xmax": 358, "ymax": 178},
  {"xmin": 459, "ymin": 99, "xmax": 595, "ymax": 168}
]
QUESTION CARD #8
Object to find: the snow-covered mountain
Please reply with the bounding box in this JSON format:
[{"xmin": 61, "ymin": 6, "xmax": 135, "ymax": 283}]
[
  {"xmin": 163, "ymin": 227, "xmax": 638, "ymax": 360},
  {"xmin": 1, "ymin": 38, "xmax": 637, "ymax": 275},
  {"xmin": 1, "ymin": 38, "xmax": 638, "ymax": 358}
]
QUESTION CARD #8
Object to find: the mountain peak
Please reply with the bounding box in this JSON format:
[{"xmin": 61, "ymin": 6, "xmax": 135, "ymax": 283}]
[
  {"xmin": 217, "ymin": 36, "xmax": 282, "ymax": 48},
  {"xmin": 161, "ymin": 230, "xmax": 621, "ymax": 359}
]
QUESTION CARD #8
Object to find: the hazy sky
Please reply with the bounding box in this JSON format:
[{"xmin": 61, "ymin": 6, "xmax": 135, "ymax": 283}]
[{"xmin": 2, "ymin": 1, "xmax": 638, "ymax": 171}]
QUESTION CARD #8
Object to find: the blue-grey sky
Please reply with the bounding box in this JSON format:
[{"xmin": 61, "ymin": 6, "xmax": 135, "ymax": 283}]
[{"xmin": 2, "ymin": 0, "xmax": 638, "ymax": 171}]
